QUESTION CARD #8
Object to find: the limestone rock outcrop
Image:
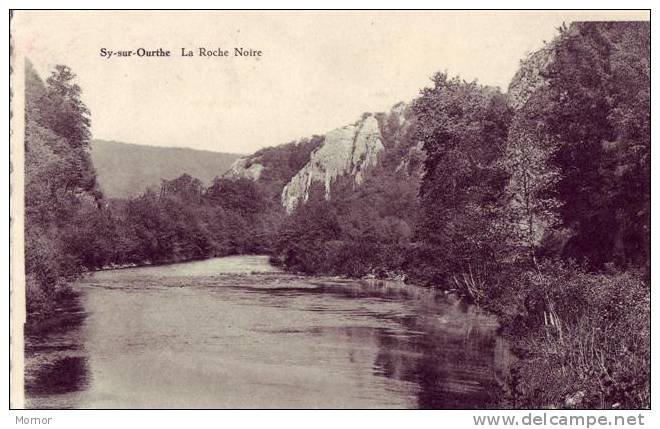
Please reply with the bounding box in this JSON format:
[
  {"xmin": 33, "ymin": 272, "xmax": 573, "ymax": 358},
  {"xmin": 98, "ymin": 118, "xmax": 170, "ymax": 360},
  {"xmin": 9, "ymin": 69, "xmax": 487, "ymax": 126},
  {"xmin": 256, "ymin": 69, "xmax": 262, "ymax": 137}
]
[
  {"xmin": 224, "ymin": 158, "xmax": 264, "ymax": 180},
  {"xmin": 507, "ymin": 45, "xmax": 555, "ymax": 110},
  {"xmin": 281, "ymin": 115, "xmax": 384, "ymax": 212}
]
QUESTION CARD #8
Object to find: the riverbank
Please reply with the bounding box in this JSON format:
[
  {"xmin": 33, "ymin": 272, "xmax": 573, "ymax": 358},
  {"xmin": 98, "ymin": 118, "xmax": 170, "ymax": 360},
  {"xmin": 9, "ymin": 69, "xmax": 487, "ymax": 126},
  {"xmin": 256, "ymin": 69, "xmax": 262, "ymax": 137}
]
[
  {"xmin": 90, "ymin": 251, "xmax": 239, "ymax": 272},
  {"xmin": 445, "ymin": 267, "xmax": 649, "ymax": 410}
]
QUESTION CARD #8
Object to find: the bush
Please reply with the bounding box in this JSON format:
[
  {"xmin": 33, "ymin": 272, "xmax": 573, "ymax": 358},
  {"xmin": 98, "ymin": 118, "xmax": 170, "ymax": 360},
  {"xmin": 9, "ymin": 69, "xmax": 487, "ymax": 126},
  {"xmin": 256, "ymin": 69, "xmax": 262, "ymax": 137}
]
[{"xmin": 499, "ymin": 263, "xmax": 650, "ymax": 409}]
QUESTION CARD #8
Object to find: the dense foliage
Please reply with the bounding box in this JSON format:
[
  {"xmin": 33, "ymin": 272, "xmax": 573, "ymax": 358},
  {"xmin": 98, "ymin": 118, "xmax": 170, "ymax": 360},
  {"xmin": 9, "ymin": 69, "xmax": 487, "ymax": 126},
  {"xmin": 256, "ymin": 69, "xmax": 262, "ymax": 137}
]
[
  {"xmin": 24, "ymin": 61, "xmax": 100, "ymax": 312},
  {"xmin": 23, "ymin": 21, "xmax": 649, "ymax": 409},
  {"xmin": 531, "ymin": 22, "xmax": 650, "ymax": 271},
  {"xmin": 52, "ymin": 176, "xmax": 280, "ymax": 270},
  {"xmin": 271, "ymin": 105, "xmax": 422, "ymax": 279},
  {"xmin": 23, "ymin": 62, "xmax": 280, "ymax": 311},
  {"xmin": 268, "ymin": 22, "xmax": 651, "ymax": 409},
  {"xmin": 235, "ymin": 136, "xmax": 325, "ymax": 203}
]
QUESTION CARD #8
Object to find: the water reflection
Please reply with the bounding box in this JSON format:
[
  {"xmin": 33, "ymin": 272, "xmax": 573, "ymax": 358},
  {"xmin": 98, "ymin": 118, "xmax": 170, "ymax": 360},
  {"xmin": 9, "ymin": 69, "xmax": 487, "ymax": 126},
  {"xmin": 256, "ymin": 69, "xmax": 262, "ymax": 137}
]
[
  {"xmin": 24, "ymin": 256, "xmax": 510, "ymax": 409},
  {"xmin": 26, "ymin": 356, "xmax": 88, "ymax": 397},
  {"xmin": 247, "ymin": 280, "xmax": 507, "ymax": 408},
  {"xmin": 24, "ymin": 293, "xmax": 90, "ymax": 408},
  {"xmin": 372, "ymin": 323, "xmax": 499, "ymax": 408}
]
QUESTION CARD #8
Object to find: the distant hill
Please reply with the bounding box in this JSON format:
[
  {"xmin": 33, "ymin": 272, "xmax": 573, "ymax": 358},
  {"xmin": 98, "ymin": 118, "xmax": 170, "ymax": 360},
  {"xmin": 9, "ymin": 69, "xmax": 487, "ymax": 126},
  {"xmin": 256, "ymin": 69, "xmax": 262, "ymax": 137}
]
[{"xmin": 90, "ymin": 140, "xmax": 243, "ymax": 198}]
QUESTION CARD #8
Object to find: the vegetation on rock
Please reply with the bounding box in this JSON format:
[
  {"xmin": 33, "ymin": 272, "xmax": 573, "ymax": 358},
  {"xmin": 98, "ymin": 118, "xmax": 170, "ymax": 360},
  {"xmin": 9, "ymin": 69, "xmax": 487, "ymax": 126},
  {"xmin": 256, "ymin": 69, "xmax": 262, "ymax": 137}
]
[{"xmin": 23, "ymin": 21, "xmax": 649, "ymax": 409}]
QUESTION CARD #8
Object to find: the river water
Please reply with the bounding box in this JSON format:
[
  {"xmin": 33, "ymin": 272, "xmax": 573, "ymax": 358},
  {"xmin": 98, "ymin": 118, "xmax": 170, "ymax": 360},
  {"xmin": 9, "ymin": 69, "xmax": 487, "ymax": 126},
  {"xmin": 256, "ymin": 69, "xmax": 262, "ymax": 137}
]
[{"xmin": 24, "ymin": 255, "xmax": 512, "ymax": 409}]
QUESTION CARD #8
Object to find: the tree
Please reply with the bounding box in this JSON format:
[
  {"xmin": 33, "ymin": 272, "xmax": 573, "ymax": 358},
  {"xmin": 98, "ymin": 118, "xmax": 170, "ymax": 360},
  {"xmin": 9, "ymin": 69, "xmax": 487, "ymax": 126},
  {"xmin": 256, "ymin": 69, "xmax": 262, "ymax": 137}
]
[
  {"xmin": 274, "ymin": 184, "xmax": 342, "ymax": 273},
  {"xmin": 160, "ymin": 173, "xmax": 204, "ymax": 204},
  {"xmin": 412, "ymin": 72, "xmax": 511, "ymax": 282},
  {"xmin": 43, "ymin": 65, "xmax": 92, "ymax": 149},
  {"xmin": 24, "ymin": 61, "xmax": 100, "ymax": 311},
  {"xmin": 204, "ymin": 177, "xmax": 267, "ymax": 217},
  {"xmin": 538, "ymin": 22, "xmax": 650, "ymax": 268}
]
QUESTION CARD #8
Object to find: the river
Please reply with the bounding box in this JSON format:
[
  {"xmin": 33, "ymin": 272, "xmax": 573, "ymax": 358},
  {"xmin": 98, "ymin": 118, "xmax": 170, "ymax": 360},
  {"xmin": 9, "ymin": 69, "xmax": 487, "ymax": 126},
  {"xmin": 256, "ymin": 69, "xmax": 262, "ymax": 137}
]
[{"xmin": 24, "ymin": 255, "xmax": 512, "ymax": 409}]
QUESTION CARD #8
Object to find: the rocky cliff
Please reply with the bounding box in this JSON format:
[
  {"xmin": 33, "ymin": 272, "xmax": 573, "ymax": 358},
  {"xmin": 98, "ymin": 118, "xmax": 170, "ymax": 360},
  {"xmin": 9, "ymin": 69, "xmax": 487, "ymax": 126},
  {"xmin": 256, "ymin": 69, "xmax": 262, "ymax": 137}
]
[
  {"xmin": 504, "ymin": 41, "xmax": 559, "ymax": 247},
  {"xmin": 281, "ymin": 115, "xmax": 384, "ymax": 212},
  {"xmin": 224, "ymin": 103, "xmax": 420, "ymax": 213},
  {"xmin": 224, "ymin": 158, "xmax": 265, "ymax": 181},
  {"xmin": 507, "ymin": 44, "xmax": 554, "ymax": 110}
]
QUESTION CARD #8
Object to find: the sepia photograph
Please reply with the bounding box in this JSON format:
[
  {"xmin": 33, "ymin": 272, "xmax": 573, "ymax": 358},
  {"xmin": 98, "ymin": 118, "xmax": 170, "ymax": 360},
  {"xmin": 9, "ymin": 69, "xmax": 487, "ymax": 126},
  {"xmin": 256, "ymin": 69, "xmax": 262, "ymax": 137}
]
[{"xmin": 9, "ymin": 9, "xmax": 651, "ymax": 413}]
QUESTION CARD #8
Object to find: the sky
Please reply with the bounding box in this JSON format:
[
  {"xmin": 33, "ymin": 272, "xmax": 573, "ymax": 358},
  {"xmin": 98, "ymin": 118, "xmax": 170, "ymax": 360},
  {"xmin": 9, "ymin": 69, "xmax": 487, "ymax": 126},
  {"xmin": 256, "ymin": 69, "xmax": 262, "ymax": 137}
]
[{"xmin": 12, "ymin": 11, "xmax": 649, "ymax": 154}]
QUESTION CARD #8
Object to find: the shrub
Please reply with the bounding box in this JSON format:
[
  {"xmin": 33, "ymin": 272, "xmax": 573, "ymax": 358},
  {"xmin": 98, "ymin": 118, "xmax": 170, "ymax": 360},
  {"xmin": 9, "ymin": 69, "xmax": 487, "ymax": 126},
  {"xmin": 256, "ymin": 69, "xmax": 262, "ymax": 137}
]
[{"xmin": 500, "ymin": 263, "xmax": 650, "ymax": 409}]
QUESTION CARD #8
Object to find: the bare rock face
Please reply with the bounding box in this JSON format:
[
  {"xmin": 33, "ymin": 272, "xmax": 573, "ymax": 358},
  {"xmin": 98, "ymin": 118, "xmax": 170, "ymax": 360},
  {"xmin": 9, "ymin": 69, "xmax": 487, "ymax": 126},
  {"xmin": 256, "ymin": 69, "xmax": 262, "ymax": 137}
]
[
  {"xmin": 504, "ymin": 42, "xmax": 559, "ymax": 249},
  {"xmin": 281, "ymin": 115, "xmax": 384, "ymax": 212},
  {"xmin": 351, "ymin": 115, "xmax": 384, "ymax": 184},
  {"xmin": 507, "ymin": 45, "xmax": 554, "ymax": 110},
  {"xmin": 390, "ymin": 101, "xmax": 407, "ymax": 120},
  {"xmin": 224, "ymin": 158, "xmax": 264, "ymax": 180}
]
